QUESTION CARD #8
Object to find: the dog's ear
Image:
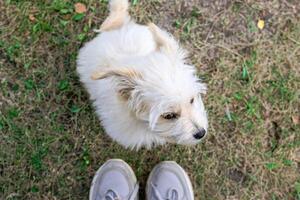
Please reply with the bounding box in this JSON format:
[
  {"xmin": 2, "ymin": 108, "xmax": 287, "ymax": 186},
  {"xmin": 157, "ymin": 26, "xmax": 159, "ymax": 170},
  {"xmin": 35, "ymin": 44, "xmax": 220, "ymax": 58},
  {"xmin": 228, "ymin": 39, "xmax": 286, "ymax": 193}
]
[
  {"xmin": 148, "ymin": 23, "xmax": 177, "ymax": 54},
  {"xmin": 91, "ymin": 68, "xmax": 142, "ymax": 100}
]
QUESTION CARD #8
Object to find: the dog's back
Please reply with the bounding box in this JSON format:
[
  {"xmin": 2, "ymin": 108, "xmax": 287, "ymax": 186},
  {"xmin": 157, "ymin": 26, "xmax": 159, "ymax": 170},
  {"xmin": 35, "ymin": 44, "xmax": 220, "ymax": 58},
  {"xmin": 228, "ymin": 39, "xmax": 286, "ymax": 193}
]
[{"xmin": 77, "ymin": 0, "xmax": 156, "ymax": 84}]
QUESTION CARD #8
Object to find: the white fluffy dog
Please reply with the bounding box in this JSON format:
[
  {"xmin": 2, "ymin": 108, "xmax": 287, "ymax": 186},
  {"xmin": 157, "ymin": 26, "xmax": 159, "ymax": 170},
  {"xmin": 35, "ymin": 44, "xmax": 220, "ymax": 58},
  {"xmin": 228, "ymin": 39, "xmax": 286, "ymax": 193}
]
[{"xmin": 77, "ymin": 0, "xmax": 208, "ymax": 149}]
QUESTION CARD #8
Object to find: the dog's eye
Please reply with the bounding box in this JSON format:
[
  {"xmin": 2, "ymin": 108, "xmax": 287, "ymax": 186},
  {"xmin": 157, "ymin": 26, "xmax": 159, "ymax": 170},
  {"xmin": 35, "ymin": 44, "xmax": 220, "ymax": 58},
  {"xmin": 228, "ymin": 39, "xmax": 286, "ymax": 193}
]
[
  {"xmin": 162, "ymin": 113, "xmax": 178, "ymax": 120},
  {"xmin": 190, "ymin": 98, "xmax": 194, "ymax": 104}
]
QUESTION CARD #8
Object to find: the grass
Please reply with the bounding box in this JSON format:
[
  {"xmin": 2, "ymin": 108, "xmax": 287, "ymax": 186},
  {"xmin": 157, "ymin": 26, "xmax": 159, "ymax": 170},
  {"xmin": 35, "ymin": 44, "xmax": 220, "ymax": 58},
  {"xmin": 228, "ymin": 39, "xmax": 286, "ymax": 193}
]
[{"xmin": 0, "ymin": 0, "xmax": 299, "ymax": 199}]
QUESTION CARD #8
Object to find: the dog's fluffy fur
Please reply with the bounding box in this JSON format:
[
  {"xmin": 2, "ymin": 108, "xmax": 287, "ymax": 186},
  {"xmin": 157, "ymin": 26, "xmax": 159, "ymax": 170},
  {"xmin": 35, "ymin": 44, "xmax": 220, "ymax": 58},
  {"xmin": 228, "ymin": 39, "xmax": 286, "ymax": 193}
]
[{"xmin": 77, "ymin": 0, "xmax": 208, "ymax": 149}]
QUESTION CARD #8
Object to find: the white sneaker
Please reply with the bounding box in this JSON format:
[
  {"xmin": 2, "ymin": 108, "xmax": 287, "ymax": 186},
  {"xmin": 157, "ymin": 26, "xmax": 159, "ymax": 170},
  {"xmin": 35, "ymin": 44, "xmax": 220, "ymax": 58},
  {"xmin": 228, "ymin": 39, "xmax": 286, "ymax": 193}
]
[
  {"xmin": 146, "ymin": 161, "xmax": 194, "ymax": 200},
  {"xmin": 89, "ymin": 159, "xmax": 139, "ymax": 200}
]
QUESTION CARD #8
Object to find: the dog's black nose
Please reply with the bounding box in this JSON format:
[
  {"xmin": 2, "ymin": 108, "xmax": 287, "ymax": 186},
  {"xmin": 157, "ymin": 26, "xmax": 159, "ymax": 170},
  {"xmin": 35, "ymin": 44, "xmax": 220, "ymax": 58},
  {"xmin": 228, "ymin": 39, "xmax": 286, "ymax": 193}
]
[{"xmin": 193, "ymin": 129, "xmax": 206, "ymax": 140}]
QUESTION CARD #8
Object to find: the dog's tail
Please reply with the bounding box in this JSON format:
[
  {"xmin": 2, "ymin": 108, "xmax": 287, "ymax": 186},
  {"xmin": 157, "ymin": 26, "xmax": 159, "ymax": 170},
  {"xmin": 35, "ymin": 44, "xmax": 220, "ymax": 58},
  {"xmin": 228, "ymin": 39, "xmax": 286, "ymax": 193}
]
[{"xmin": 98, "ymin": 0, "xmax": 130, "ymax": 32}]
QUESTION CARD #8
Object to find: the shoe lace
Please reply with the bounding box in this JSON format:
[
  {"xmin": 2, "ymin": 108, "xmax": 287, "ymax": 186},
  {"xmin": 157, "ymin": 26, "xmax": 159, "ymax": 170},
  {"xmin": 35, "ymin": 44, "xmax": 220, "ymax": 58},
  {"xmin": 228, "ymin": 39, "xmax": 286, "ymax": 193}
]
[
  {"xmin": 104, "ymin": 189, "xmax": 119, "ymax": 200},
  {"xmin": 103, "ymin": 184, "xmax": 139, "ymax": 200},
  {"xmin": 151, "ymin": 183, "xmax": 179, "ymax": 200}
]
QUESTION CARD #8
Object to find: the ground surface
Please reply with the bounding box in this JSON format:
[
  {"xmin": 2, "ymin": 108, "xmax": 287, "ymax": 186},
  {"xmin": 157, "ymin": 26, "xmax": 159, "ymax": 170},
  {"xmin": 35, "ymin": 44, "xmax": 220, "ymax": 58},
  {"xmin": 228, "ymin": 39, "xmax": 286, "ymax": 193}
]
[{"xmin": 1, "ymin": 0, "xmax": 300, "ymax": 199}]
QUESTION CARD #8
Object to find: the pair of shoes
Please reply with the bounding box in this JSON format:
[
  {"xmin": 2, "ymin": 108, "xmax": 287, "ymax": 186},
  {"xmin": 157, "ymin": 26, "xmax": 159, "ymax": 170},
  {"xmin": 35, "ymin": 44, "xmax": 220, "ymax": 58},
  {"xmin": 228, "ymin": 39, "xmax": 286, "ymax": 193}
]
[{"xmin": 89, "ymin": 159, "xmax": 194, "ymax": 200}]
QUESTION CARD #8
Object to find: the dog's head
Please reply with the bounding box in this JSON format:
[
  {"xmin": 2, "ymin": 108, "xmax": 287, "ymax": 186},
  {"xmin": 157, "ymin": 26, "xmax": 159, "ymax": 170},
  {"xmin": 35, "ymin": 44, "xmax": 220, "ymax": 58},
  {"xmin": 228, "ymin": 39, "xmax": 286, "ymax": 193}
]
[{"xmin": 91, "ymin": 23, "xmax": 208, "ymax": 145}]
